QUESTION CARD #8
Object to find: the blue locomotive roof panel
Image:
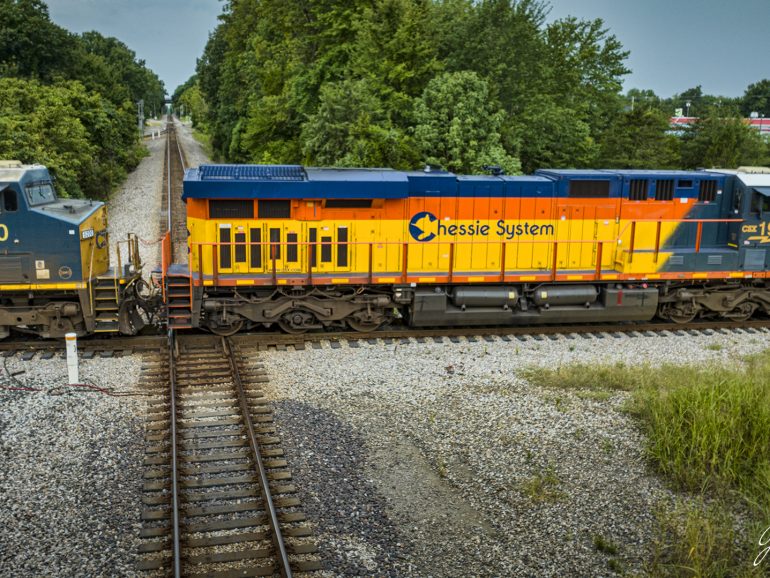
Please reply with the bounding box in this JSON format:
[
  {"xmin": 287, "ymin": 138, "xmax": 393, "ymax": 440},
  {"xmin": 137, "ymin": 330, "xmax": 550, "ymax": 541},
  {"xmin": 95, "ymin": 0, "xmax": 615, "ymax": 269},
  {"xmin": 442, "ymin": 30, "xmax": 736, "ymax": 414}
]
[
  {"xmin": 184, "ymin": 165, "xmax": 409, "ymax": 199},
  {"xmin": 185, "ymin": 164, "xmax": 563, "ymax": 200},
  {"xmin": 199, "ymin": 164, "xmax": 307, "ymax": 181}
]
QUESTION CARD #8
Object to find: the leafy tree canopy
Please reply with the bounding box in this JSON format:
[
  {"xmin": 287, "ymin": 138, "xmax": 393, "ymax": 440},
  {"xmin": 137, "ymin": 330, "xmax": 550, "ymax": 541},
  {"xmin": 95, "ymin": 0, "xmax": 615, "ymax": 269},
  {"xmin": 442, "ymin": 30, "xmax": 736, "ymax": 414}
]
[
  {"xmin": 190, "ymin": 0, "xmax": 769, "ymax": 173},
  {"xmin": 413, "ymin": 71, "xmax": 520, "ymax": 174},
  {"xmin": 680, "ymin": 110, "xmax": 769, "ymax": 169},
  {"xmin": 0, "ymin": 0, "xmax": 164, "ymax": 198}
]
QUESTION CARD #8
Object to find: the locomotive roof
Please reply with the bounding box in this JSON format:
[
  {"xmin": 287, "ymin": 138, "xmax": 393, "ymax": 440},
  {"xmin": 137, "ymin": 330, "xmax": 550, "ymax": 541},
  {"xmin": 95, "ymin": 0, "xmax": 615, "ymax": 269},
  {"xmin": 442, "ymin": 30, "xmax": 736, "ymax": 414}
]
[
  {"xmin": 183, "ymin": 164, "xmax": 558, "ymax": 200},
  {"xmin": 183, "ymin": 164, "xmax": 410, "ymax": 199},
  {"xmin": 0, "ymin": 163, "xmax": 48, "ymax": 183},
  {"xmin": 706, "ymin": 168, "xmax": 770, "ymax": 188},
  {"xmin": 536, "ymin": 168, "xmax": 723, "ymax": 179}
]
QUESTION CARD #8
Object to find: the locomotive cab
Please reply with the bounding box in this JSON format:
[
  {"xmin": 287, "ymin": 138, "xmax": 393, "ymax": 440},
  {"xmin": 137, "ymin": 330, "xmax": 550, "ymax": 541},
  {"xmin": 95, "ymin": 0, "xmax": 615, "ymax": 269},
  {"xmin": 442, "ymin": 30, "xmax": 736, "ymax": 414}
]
[
  {"xmin": 0, "ymin": 161, "xmax": 143, "ymax": 339},
  {"xmin": 712, "ymin": 167, "xmax": 770, "ymax": 271},
  {"xmin": 0, "ymin": 162, "xmax": 109, "ymax": 285}
]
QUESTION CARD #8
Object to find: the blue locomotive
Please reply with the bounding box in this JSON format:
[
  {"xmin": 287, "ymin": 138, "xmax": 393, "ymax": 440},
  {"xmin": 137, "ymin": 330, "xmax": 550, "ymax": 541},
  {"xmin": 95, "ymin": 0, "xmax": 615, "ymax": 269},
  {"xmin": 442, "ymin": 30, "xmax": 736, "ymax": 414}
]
[{"xmin": 0, "ymin": 161, "xmax": 145, "ymax": 339}]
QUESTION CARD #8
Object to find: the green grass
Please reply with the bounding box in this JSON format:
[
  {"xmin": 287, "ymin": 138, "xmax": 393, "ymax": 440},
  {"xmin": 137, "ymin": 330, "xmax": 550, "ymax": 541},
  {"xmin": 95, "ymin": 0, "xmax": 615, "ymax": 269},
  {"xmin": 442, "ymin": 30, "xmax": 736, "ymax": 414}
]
[
  {"xmin": 519, "ymin": 465, "xmax": 565, "ymax": 502},
  {"xmin": 648, "ymin": 501, "xmax": 739, "ymax": 578},
  {"xmin": 519, "ymin": 361, "xmax": 645, "ymax": 392},
  {"xmin": 593, "ymin": 533, "xmax": 620, "ymax": 555},
  {"xmin": 520, "ymin": 352, "xmax": 770, "ymax": 575},
  {"xmin": 705, "ymin": 342, "xmax": 724, "ymax": 351},
  {"xmin": 191, "ymin": 127, "xmax": 216, "ymax": 160}
]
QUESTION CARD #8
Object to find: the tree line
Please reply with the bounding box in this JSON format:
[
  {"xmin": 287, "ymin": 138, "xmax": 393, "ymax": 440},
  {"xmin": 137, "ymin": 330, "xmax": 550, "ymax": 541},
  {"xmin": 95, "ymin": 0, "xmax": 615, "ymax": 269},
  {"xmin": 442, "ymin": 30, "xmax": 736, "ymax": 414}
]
[
  {"xmin": 0, "ymin": 0, "xmax": 165, "ymax": 198},
  {"xmin": 177, "ymin": 0, "xmax": 770, "ymax": 174}
]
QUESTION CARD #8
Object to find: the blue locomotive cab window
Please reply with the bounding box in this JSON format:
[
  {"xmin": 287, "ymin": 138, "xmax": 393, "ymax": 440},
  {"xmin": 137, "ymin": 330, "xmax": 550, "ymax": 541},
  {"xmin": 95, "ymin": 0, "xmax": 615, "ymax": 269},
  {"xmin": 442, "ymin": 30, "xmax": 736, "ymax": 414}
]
[
  {"xmin": 750, "ymin": 188, "xmax": 770, "ymax": 216},
  {"xmin": 0, "ymin": 187, "xmax": 17, "ymax": 212},
  {"xmin": 25, "ymin": 180, "xmax": 57, "ymax": 206}
]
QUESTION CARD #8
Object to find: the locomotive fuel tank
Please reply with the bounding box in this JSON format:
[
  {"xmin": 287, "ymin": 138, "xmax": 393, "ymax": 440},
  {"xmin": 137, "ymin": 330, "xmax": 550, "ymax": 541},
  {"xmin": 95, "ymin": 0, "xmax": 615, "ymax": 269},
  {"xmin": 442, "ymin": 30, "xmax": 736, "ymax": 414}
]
[
  {"xmin": 532, "ymin": 285, "xmax": 598, "ymax": 307},
  {"xmin": 450, "ymin": 287, "xmax": 518, "ymax": 309}
]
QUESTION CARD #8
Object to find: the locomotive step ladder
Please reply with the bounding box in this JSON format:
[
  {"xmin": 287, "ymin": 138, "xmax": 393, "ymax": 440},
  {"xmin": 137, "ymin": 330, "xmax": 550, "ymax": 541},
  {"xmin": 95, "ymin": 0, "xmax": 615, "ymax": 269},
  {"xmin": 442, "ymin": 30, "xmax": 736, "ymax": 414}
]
[
  {"xmin": 165, "ymin": 264, "xmax": 193, "ymax": 329},
  {"xmin": 92, "ymin": 272, "xmax": 122, "ymax": 333}
]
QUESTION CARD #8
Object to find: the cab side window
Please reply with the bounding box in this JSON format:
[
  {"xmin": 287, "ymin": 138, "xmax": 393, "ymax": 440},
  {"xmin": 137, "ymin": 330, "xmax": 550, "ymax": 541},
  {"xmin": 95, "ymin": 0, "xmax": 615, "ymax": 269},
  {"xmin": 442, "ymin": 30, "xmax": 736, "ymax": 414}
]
[
  {"xmin": 1, "ymin": 189, "xmax": 18, "ymax": 212},
  {"xmin": 750, "ymin": 191, "xmax": 770, "ymax": 215}
]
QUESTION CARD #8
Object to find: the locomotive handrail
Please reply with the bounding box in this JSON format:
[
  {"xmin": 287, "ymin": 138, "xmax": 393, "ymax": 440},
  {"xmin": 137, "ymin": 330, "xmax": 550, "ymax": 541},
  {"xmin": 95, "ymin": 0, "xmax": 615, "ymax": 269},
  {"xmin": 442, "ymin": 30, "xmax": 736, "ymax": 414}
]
[
  {"xmin": 161, "ymin": 232, "xmax": 172, "ymax": 302},
  {"xmin": 86, "ymin": 234, "xmax": 97, "ymax": 319},
  {"xmin": 183, "ymin": 214, "xmax": 751, "ymax": 287}
]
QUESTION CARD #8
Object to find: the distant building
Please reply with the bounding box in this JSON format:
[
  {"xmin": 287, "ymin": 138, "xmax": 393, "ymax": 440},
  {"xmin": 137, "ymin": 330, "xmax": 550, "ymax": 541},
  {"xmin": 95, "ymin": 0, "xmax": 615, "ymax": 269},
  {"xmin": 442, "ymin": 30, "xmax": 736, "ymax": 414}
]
[{"xmin": 669, "ymin": 116, "xmax": 770, "ymax": 137}]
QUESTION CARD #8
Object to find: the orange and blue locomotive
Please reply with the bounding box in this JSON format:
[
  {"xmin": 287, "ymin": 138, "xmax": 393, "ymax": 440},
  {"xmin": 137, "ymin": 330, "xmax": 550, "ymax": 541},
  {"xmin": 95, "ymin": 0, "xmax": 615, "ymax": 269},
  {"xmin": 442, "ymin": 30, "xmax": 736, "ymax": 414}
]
[
  {"xmin": 0, "ymin": 161, "xmax": 146, "ymax": 339},
  {"xmin": 163, "ymin": 163, "xmax": 770, "ymax": 334}
]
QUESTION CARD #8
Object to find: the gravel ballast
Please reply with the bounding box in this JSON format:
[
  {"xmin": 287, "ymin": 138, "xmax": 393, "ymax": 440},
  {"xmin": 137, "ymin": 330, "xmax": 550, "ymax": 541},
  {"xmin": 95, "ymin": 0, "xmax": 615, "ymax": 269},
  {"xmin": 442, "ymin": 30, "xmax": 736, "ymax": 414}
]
[
  {"xmin": 258, "ymin": 330, "xmax": 770, "ymax": 577},
  {"xmin": 107, "ymin": 137, "xmax": 166, "ymax": 271},
  {"xmin": 0, "ymin": 131, "xmax": 166, "ymax": 576},
  {"xmin": 0, "ymin": 355, "xmax": 146, "ymax": 576},
  {"xmin": 175, "ymin": 119, "xmax": 212, "ymax": 168}
]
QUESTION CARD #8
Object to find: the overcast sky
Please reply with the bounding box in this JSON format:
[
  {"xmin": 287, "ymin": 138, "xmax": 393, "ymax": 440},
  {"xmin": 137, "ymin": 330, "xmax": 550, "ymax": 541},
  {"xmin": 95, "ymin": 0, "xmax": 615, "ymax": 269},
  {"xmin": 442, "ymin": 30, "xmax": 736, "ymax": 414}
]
[{"xmin": 47, "ymin": 0, "xmax": 770, "ymax": 98}]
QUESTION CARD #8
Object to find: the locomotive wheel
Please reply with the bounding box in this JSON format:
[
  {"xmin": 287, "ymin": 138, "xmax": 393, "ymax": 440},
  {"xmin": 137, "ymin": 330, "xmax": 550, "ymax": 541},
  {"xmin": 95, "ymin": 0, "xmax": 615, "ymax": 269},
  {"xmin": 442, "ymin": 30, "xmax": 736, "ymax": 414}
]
[
  {"xmin": 346, "ymin": 318, "xmax": 382, "ymax": 333},
  {"xmin": 661, "ymin": 302, "xmax": 698, "ymax": 324},
  {"xmin": 726, "ymin": 302, "xmax": 757, "ymax": 322},
  {"xmin": 277, "ymin": 310, "xmax": 317, "ymax": 334},
  {"xmin": 277, "ymin": 320, "xmax": 309, "ymax": 334},
  {"xmin": 208, "ymin": 318, "xmax": 244, "ymax": 336},
  {"xmin": 668, "ymin": 310, "xmax": 697, "ymax": 324}
]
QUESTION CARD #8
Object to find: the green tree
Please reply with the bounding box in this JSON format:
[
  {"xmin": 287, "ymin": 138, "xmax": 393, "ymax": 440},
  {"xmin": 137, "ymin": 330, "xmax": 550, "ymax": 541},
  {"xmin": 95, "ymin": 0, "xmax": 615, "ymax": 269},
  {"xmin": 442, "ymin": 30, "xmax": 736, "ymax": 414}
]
[
  {"xmin": 680, "ymin": 110, "xmax": 769, "ymax": 169},
  {"xmin": 445, "ymin": 0, "xmax": 549, "ymax": 118},
  {"xmin": 741, "ymin": 79, "xmax": 770, "ymax": 118},
  {"xmin": 0, "ymin": 78, "xmax": 145, "ymax": 199},
  {"xmin": 79, "ymin": 31, "xmax": 165, "ymax": 114},
  {"xmin": 413, "ymin": 71, "xmax": 520, "ymax": 174},
  {"xmin": 543, "ymin": 16, "xmax": 629, "ymax": 132},
  {"xmin": 597, "ymin": 108, "xmax": 680, "ymax": 169},
  {"xmin": 515, "ymin": 99, "xmax": 598, "ymax": 172},
  {"xmin": 350, "ymin": 0, "xmax": 441, "ymax": 124},
  {"xmin": 301, "ymin": 79, "xmax": 416, "ymax": 167},
  {"xmin": 622, "ymin": 88, "xmax": 664, "ymax": 113},
  {"xmin": 0, "ymin": 0, "xmax": 79, "ymax": 80},
  {"xmin": 178, "ymin": 82, "xmax": 208, "ymax": 129}
]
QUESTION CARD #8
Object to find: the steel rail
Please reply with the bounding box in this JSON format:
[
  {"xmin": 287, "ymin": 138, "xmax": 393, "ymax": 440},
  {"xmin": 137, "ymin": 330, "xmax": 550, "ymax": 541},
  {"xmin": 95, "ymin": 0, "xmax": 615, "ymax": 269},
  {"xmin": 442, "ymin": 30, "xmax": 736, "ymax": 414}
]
[
  {"xmin": 168, "ymin": 329, "xmax": 182, "ymax": 578},
  {"xmin": 229, "ymin": 317, "xmax": 770, "ymax": 348},
  {"xmin": 173, "ymin": 118, "xmax": 187, "ymax": 171},
  {"xmin": 223, "ymin": 337, "xmax": 293, "ymax": 578},
  {"xmin": 1, "ymin": 318, "xmax": 769, "ymax": 354},
  {"xmin": 166, "ymin": 116, "xmax": 172, "ymax": 234}
]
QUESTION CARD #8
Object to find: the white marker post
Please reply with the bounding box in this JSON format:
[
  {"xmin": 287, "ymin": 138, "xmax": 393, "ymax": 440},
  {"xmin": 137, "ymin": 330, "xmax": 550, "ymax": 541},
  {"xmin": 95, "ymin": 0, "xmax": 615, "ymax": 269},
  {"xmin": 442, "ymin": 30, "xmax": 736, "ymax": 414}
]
[{"xmin": 65, "ymin": 332, "xmax": 79, "ymax": 384}]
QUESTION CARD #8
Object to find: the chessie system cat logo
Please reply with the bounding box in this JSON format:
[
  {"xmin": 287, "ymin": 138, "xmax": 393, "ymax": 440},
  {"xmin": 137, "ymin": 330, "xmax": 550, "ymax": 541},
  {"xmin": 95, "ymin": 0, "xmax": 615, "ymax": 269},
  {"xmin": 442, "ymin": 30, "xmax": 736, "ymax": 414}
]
[{"xmin": 408, "ymin": 211, "xmax": 554, "ymax": 243}]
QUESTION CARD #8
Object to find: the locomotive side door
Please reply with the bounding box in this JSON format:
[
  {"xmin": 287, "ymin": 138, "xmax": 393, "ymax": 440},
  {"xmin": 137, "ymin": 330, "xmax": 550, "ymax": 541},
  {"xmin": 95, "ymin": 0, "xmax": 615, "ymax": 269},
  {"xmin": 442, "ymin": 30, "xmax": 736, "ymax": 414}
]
[
  {"xmin": 247, "ymin": 225, "xmax": 265, "ymax": 274},
  {"xmin": 232, "ymin": 225, "xmax": 248, "ymax": 274},
  {"xmin": 264, "ymin": 223, "xmax": 286, "ymax": 274},
  {"xmin": 217, "ymin": 224, "xmax": 234, "ymax": 274},
  {"xmin": 0, "ymin": 186, "xmax": 25, "ymax": 283},
  {"xmin": 316, "ymin": 223, "xmax": 351, "ymax": 274}
]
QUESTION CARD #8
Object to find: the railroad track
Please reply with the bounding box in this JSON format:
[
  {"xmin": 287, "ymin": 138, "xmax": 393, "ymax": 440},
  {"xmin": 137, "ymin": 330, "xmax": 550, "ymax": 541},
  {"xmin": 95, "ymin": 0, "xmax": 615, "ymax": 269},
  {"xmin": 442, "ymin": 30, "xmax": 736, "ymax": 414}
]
[
  {"xmin": 228, "ymin": 317, "xmax": 770, "ymax": 350},
  {"xmin": 160, "ymin": 116, "xmax": 188, "ymax": 264},
  {"xmin": 137, "ymin": 333, "xmax": 321, "ymax": 576},
  {"xmin": 2, "ymin": 318, "xmax": 770, "ymax": 358}
]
